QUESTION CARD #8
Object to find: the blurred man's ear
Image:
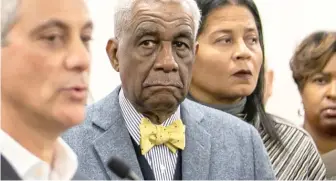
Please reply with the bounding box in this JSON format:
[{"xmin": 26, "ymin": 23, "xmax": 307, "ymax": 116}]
[{"xmin": 264, "ymin": 68, "xmax": 274, "ymax": 105}]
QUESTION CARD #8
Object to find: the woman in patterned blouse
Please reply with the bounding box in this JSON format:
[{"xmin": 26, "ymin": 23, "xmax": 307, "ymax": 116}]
[
  {"xmin": 290, "ymin": 31, "xmax": 336, "ymax": 179},
  {"xmin": 187, "ymin": 0, "xmax": 326, "ymax": 179}
]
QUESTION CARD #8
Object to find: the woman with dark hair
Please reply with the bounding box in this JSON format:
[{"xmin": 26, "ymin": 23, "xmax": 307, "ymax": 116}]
[
  {"xmin": 290, "ymin": 31, "xmax": 336, "ymax": 179},
  {"xmin": 188, "ymin": 0, "xmax": 326, "ymax": 179}
]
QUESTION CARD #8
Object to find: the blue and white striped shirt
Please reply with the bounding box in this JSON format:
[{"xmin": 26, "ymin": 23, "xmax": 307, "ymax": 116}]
[{"xmin": 119, "ymin": 89, "xmax": 180, "ymax": 180}]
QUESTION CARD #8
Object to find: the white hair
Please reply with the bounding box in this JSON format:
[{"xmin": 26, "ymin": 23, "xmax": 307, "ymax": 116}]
[
  {"xmin": 1, "ymin": 0, "xmax": 20, "ymax": 46},
  {"xmin": 113, "ymin": 0, "xmax": 201, "ymax": 39}
]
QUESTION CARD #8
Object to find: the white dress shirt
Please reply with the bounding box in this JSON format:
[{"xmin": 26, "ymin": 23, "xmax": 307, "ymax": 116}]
[
  {"xmin": 119, "ymin": 89, "xmax": 181, "ymax": 180},
  {"xmin": 0, "ymin": 130, "xmax": 78, "ymax": 180}
]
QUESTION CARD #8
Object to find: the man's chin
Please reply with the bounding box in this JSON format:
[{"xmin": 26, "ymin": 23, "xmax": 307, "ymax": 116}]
[
  {"xmin": 55, "ymin": 106, "xmax": 86, "ymax": 129},
  {"xmin": 144, "ymin": 95, "xmax": 180, "ymax": 112}
]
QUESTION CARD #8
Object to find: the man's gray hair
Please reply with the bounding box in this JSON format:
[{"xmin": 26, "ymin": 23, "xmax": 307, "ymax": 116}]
[
  {"xmin": 113, "ymin": 0, "xmax": 201, "ymax": 39},
  {"xmin": 1, "ymin": 0, "xmax": 20, "ymax": 46}
]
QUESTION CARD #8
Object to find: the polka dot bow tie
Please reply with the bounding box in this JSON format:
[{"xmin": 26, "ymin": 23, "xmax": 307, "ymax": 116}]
[{"xmin": 139, "ymin": 118, "xmax": 185, "ymax": 155}]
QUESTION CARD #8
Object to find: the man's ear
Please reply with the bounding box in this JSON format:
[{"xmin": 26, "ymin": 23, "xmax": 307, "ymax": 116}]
[
  {"xmin": 267, "ymin": 69, "xmax": 274, "ymax": 97},
  {"xmin": 264, "ymin": 69, "xmax": 274, "ymax": 104},
  {"xmin": 106, "ymin": 38, "xmax": 120, "ymax": 72}
]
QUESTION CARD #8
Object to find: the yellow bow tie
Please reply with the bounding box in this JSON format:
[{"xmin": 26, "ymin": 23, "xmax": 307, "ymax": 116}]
[{"xmin": 139, "ymin": 118, "xmax": 185, "ymax": 155}]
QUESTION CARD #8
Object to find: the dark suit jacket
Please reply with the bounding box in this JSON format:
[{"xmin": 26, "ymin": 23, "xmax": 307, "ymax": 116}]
[
  {"xmin": 63, "ymin": 86, "xmax": 276, "ymax": 180},
  {"xmin": 1, "ymin": 155, "xmax": 86, "ymax": 180}
]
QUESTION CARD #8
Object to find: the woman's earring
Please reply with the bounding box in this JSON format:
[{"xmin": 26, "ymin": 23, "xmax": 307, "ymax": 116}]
[{"xmin": 297, "ymin": 106, "xmax": 305, "ymax": 117}]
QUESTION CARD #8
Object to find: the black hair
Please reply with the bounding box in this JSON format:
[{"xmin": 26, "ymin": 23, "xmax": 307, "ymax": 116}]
[{"xmin": 195, "ymin": 0, "xmax": 280, "ymax": 142}]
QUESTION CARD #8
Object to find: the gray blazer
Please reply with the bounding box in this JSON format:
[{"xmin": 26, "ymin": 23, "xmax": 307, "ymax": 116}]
[{"xmin": 63, "ymin": 87, "xmax": 275, "ymax": 180}]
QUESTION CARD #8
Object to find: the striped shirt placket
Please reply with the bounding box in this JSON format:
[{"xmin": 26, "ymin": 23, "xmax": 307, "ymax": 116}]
[{"xmin": 119, "ymin": 89, "xmax": 180, "ymax": 180}]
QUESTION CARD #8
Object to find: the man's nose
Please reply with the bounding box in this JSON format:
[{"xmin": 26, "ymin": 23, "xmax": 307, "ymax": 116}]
[
  {"xmin": 64, "ymin": 38, "xmax": 91, "ymax": 72},
  {"xmin": 153, "ymin": 41, "xmax": 179, "ymax": 73}
]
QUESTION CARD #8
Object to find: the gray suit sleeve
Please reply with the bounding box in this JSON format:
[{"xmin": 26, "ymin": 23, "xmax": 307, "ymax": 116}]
[{"xmin": 250, "ymin": 127, "xmax": 276, "ymax": 180}]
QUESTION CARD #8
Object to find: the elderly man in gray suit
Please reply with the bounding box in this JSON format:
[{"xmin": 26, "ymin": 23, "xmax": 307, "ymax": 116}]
[{"xmin": 63, "ymin": 0, "xmax": 276, "ymax": 180}]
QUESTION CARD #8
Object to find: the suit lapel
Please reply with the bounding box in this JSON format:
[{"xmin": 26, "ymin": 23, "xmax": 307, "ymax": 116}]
[
  {"xmin": 91, "ymin": 87, "xmax": 144, "ymax": 180},
  {"xmin": 181, "ymin": 101, "xmax": 211, "ymax": 180},
  {"xmin": 72, "ymin": 171, "xmax": 86, "ymax": 180},
  {"xmin": 1, "ymin": 155, "xmax": 21, "ymax": 180},
  {"xmin": 90, "ymin": 88, "xmax": 212, "ymax": 180}
]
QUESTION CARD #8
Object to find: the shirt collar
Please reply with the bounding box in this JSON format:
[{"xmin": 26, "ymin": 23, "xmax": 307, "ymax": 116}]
[
  {"xmin": 118, "ymin": 88, "xmax": 181, "ymax": 145},
  {"xmin": 52, "ymin": 137, "xmax": 78, "ymax": 180},
  {"xmin": 0, "ymin": 129, "xmax": 78, "ymax": 180}
]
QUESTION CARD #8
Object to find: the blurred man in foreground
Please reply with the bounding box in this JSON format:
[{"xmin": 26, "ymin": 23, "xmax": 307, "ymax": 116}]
[{"xmin": 1, "ymin": 0, "xmax": 92, "ymax": 180}]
